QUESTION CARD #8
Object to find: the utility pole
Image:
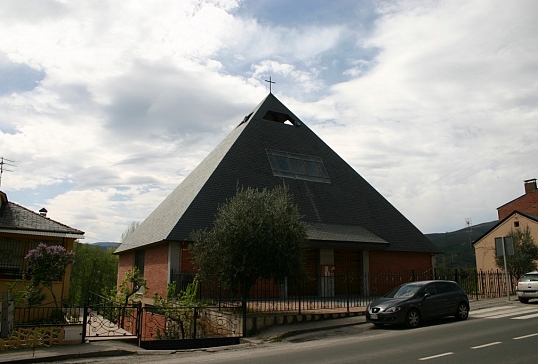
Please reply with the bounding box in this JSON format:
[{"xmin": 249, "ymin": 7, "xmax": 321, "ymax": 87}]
[
  {"xmin": 0, "ymin": 157, "xmax": 16, "ymax": 187},
  {"xmin": 465, "ymin": 218, "xmax": 473, "ymax": 246}
]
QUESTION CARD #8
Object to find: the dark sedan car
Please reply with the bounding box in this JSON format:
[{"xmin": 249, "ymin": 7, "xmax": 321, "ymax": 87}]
[{"xmin": 366, "ymin": 280, "xmax": 469, "ymax": 328}]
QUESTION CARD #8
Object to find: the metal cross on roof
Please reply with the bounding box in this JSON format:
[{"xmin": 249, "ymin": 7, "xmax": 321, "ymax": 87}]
[{"xmin": 265, "ymin": 77, "xmax": 275, "ymax": 93}]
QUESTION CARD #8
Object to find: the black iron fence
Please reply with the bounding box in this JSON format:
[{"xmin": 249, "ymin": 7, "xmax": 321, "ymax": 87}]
[
  {"xmin": 4, "ymin": 268, "xmax": 517, "ymax": 349},
  {"xmin": 11, "ymin": 268, "xmax": 516, "ymax": 327},
  {"xmin": 171, "ymin": 268, "xmax": 517, "ymax": 315},
  {"xmin": 14, "ymin": 305, "xmax": 83, "ymax": 326}
]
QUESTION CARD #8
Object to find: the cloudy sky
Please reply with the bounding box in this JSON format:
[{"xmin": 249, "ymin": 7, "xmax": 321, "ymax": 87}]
[{"xmin": 1, "ymin": 0, "xmax": 537, "ymax": 243}]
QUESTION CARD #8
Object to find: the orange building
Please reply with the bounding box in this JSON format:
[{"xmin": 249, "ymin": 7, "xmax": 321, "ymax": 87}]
[{"xmin": 0, "ymin": 191, "xmax": 84, "ymax": 306}]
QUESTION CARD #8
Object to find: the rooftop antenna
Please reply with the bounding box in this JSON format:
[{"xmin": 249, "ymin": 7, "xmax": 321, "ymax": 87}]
[
  {"xmin": 0, "ymin": 157, "xmax": 16, "ymax": 187},
  {"xmin": 265, "ymin": 77, "xmax": 275, "ymax": 93}
]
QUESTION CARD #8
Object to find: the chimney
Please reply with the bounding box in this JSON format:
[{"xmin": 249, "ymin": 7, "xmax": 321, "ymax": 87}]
[
  {"xmin": 524, "ymin": 179, "xmax": 537, "ymax": 194},
  {"xmin": 39, "ymin": 208, "xmax": 48, "ymax": 217}
]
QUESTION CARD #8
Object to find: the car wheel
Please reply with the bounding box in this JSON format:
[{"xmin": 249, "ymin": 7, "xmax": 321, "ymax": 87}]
[
  {"xmin": 405, "ymin": 309, "xmax": 420, "ymax": 328},
  {"xmin": 519, "ymin": 297, "xmax": 529, "ymax": 304},
  {"xmin": 455, "ymin": 302, "xmax": 469, "ymax": 320}
]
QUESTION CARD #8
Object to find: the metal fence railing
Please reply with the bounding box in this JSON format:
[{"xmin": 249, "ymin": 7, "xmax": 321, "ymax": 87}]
[
  {"xmin": 171, "ymin": 268, "xmax": 517, "ymax": 315},
  {"xmin": 14, "ymin": 305, "xmax": 84, "ymax": 326}
]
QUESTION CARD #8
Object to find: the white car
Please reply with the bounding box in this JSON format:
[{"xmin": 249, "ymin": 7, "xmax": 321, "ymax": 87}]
[{"xmin": 516, "ymin": 271, "xmax": 538, "ymax": 303}]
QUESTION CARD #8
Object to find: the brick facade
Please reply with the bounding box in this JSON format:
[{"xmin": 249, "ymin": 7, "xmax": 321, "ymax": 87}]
[
  {"xmin": 179, "ymin": 242, "xmax": 195, "ymax": 273},
  {"xmin": 368, "ymin": 250, "xmax": 433, "ymax": 274},
  {"xmin": 117, "ymin": 250, "xmax": 134, "ymax": 288},
  {"xmin": 498, "ymin": 179, "xmax": 538, "ymax": 220},
  {"xmin": 144, "ymin": 243, "xmax": 169, "ymax": 297}
]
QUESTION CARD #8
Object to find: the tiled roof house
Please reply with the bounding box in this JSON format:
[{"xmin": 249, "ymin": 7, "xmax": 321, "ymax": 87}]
[
  {"xmin": 0, "ymin": 191, "xmax": 84, "ymax": 305},
  {"xmin": 115, "ymin": 93, "xmax": 440, "ymax": 299},
  {"xmin": 474, "ymin": 179, "xmax": 538, "ymax": 271}
]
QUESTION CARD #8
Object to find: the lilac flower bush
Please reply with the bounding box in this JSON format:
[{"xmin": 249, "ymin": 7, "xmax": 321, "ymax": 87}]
[{"xmin": 25, "ymin": 243, "xmax": 75, "ymax": 308}]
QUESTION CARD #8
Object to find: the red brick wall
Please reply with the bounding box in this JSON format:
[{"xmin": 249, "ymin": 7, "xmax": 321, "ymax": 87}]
[
  {"xmin": 498, "ymin": 190, "xmax": 538, "ymax": 220},
  {"xmin": 368, "ymin": 251, "xmax": 433, "ymax": 295},
  {"xmin": 180, "ymin": 242, "xmax": 195, "ymax": 273},
  {"xmin": 144, "ymin": 243, "xmax": 169, "ymax": 298},
  {"xmin": 117, "ymin": 251, "xmax": 134, "ymax": 288},
  {"xmin": 369, "ymin": 251, "xmax": 433, "ymax": 274}
]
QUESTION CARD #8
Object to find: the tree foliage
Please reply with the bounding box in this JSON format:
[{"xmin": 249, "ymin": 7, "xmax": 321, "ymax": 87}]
[
  {"xmin": 495, "ymin": 226, "xmax": 538, "ymax": 280},
  {"xmin": 189, "ymin": 185, "xmax": 307, "ymax": 299},
  {"xmin": 152, "ymin": 278, "xmax": 204, "ymax": 339},
  {"xmin": 113, "ymin": 266, "xmax": 147, "ymax": 305},
  {"xmin": 7, "ymin": 278, "xmax": 46, "ymax": 308},
  {"xmin": 68, "ymin": 242, "xmax": 119, "ymax": 305},
  {"xmin": 25, "ymin": 243, "xmax": 75, "ymax": 309},
  {"xmin": 103, "ymin": 267, "xmax": 147, "ymax": 328},
  {"xmin": 121, "ymin": 221, "xmax": 140, "ymax": 243}
]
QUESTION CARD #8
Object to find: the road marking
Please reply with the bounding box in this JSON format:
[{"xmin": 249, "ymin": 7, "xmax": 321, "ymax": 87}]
[
  {"xmin": 471, "ymin": 342, "xmax": 502, "ymax": 349},
  {"xmin": 512, "ymin": 312, "xmax": 538, "ymax": 320},
  {"xmin": 486, "ymin": 307, "xmax": 538, "ymax": 318},
  {"xmin": 472, "ymin": 306, "xmax": 538, "ymax": 319},
  {"xmin": 513, "ymin": 333, "xmax": 538, "ymax": 340},
  {"xmin": 472, "ymin": 306, "xmax": 513, "ymax": 314},
  {"xmin": 419, "ymin": 352, "xmax": 454, "ymax": 361}
]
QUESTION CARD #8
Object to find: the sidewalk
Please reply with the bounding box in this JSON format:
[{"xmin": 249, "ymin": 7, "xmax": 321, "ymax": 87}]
[{"xmin": 0, "ymin": 296, "xmax": 518, "ymax": 364}]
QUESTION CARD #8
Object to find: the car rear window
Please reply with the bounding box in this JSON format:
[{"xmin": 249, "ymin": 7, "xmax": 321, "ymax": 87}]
[{"xmin": 521, "ymin": 274, "xmax": 538, "ymax": 282}]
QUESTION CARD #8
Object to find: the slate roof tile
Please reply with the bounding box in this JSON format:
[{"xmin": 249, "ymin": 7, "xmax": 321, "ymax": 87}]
[
  {"xmin": 0, "ymin": 196, "xmax": 84, "ymax": 239},
  {"xmin": 116, "ymin": 93, "xmax": 438, "ymax": 254}
]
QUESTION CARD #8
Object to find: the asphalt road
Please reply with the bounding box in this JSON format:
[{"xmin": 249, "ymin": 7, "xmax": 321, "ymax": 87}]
[{"xmin": 54, "ymin": 302, "xmax": 538, "ymax": 364}]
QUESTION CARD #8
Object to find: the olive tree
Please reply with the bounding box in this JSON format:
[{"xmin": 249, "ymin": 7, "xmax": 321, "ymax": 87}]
[{"xmin": 189, "ymin": 185, "xmax": 307, "ymax": 301}]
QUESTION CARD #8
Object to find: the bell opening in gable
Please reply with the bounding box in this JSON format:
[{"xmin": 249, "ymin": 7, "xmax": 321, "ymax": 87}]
[{"xmin": 262, "ymin": 110, "xmax": 298, "ymax": 126}]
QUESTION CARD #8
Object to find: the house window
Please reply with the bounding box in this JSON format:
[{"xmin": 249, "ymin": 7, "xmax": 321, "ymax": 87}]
[
  {"xmin": 134, "ymin": 250, "xmax": 145, "ymax": 277},
  {"xmin": 266, "ymin": 149, "xmax": 331, "ymax": 183},
  {"xmin": 514, "ymin": 221, "xmax": 520, "ymax": 228},
  {"xmin": 0, "ymin": 238, "xmax": 25, "ymax": 278}
]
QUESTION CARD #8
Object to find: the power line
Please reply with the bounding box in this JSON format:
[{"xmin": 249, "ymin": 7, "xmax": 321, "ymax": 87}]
[{"xmin": 0, "ymin": 157, "xmax": 17, "ymax": 187}]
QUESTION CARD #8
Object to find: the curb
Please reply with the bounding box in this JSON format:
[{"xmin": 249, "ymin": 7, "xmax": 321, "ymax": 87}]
[{"xmin": 7, "ymin": 348, "xmax": 136, "ymax": 364}]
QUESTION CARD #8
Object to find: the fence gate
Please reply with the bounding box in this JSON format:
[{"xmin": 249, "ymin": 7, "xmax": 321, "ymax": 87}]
[{"xmin": 82, "ymin": 300, "xmax": 141, "ymax": 341}]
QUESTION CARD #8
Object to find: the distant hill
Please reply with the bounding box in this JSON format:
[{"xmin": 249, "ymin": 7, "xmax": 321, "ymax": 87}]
[
  {"xmin": 426, "ymin": 221, "xmax": 497, "ymax": 269},
  {"xmin": 91, "ymin": 242, "xmax": 121, "ymax": 251}
]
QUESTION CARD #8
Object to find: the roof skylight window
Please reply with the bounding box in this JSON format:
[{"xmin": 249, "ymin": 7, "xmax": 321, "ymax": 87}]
[{"xmin": 266, "ymin": 149, "xmax": 330, "ymax": 183}]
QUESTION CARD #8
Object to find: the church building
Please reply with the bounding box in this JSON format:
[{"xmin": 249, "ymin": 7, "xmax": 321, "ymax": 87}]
[{"xmin": 115, "ymin": 93, "xmax": 440, "ymax": 299}]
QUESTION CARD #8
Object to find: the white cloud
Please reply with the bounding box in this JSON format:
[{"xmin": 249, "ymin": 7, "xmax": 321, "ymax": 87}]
[
  {"xmin": 323, "ymin": 0, "xmax": 538, "ymax": 232},
  {"xmin": 1, "ymin": 0, "xmax": 537, "ymax": 242}
]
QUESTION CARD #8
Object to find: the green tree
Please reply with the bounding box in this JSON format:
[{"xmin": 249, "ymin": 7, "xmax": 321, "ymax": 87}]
[
  {"xmin": 100, "ymin": 267, "xmax": 148, "ymax": 329},
  {"xmin": 68, "ymin": 242, "xmax": 119, "ymax": 305},
  {"xmin": 121, "ymin": 221, "xmax": 140, "ymax": 243},
  {"xmin": 152, "ymin": 277, "xmax": 204, "ymax": 339},
  {"xmin": 189, "ymin": 185, "xmax": 307, "ymax": 301},
  {"xmin": 495, "ymin": 226, "xmax": 538, "ymax": 280}
]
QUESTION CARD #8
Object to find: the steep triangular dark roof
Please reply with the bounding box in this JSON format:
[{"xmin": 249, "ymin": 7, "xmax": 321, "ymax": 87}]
[{"xmin": 116, "ymin": 93, "xmax": 438, "ymax": 254}]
